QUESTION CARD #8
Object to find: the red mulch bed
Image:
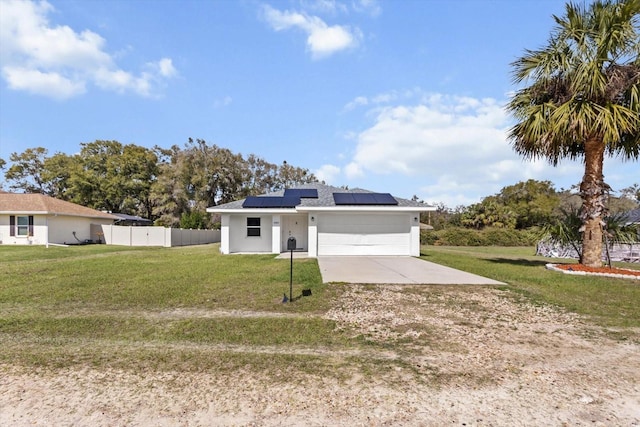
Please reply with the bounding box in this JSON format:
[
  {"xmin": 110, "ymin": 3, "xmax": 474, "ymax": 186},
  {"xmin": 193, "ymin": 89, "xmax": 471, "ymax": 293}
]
[{"xmin": 554, "ymin": 263, "xmax": 640, "ymax": 278}]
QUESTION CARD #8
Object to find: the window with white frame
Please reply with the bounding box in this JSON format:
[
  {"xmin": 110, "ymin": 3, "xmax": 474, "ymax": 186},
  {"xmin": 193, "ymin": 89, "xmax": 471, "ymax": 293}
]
[
  {"xmin": 247, "ymin": 217, "xmax": 261, "ymax": 237},
  {"xmin": 16, "ymin": 216, "xmax": 30, "ymax": 236}
]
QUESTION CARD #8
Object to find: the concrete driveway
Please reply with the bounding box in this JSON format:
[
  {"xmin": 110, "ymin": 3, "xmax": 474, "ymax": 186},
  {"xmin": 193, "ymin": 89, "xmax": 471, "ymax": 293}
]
[{"xmin": 317, "ymin": 256, "xmax": 505, "ymax": 285}]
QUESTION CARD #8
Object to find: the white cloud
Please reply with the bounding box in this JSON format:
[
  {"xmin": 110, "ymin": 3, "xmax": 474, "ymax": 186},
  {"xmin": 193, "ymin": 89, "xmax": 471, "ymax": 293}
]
[
  {"xmin": 351, "ymin": 100, "xmax": 511, "ymax": 177},
  {"xmin": 1, "ymin": 66, "xmax": 85, "ymax": 99},
  {"xmin": 0, "ymin": 0, "xmax": 177, "ymax": 99},
  {"xmin": 262, "ymin": 4, "xmax": 361, "ymax": 59},
  {"xmin": 353, "ymin": 0, "xmax": 382, "ymax": 17},
  {"xmin": 343, "ymin": 89, "xmax": 420, "ymax": 112},
  {"xmin": 156, "ymin": 58, "xmax": 178, "ymax": 78},
  {"xmin": 315, "ymin": 164, "xmax": 341, "ymax": 183},
  {"xmin": 342, "ymin": 95, "xmax": 368, "ymax": 111},
  {"xmin": 302, "ymin": 0, "xmax": 348, "ymax": 15},
  {"xmin": 333, "ymin": 92, "xmax": 603, "ymax": 207},
  {"xmin": 344, "ymin": 161, "xmax": 364, "ymax": 179}
]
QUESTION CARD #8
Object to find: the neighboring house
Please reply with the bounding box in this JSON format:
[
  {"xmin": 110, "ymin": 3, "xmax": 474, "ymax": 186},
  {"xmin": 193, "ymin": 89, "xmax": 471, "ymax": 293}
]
[
  {"xmin": 0, "ymin": 192, "xmax": 118, "ymax": 245},
  {"xmin": 206, "ymin": 183, "xmax": 435, "ymax": 257},
  {"xmin": 623, "ymin": 208, "xmax": 640, "ymax": 226},
  {"xmin": 112, "ymin": 213, "xmax": 153, "ymax": 226}
]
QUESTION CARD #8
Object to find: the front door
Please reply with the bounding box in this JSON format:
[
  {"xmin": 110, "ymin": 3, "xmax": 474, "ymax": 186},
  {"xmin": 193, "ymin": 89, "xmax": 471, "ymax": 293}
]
[{"xmin": 281, "ymin": 214, "xmax": 308, "ymax": 251}]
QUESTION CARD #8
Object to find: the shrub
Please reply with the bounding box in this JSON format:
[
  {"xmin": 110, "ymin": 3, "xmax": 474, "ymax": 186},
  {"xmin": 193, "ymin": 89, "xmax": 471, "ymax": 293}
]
[{"xmin": 421, "ymin": 227, "xmax": 538, "ymax": 246}]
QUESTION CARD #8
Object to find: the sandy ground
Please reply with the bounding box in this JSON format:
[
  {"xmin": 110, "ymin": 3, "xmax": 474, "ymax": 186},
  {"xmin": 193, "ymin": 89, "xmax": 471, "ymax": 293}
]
[{"xmin": 1, "ymin": 285, "xmax": 639, "ymax": 426}]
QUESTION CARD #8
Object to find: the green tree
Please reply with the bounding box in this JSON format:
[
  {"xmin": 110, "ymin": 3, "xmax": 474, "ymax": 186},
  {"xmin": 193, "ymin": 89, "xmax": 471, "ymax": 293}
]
[
  {"xmin": 180, "ymin": 211, "xmax": 206, "ymax": 229},
  {"xmin": 274, "ymin": 160, "xmax": 317, "ymax": 190},
  {"xmin": 5, "ymin": 147, "xmax": 49, "ymax": 193},
  {"xmin": 177, "ymin": 138, "xmax": 248, "ymax": 209},
  {"xmin": 244, "ymin": 154, "xmax": 278, "ymax": 196},
  {"xmin": 507, "ymin": 0, "xmax": 640, "ymax": 267},
  {"xmin": 149, "ymin": 139, "xmax": 245, "ymax": 227},
  {"xmin": 41, "ymin": 152, "xmax": 78, "ymax": 200},
  {"xmin": 120, "ymin": 144, "xmax": 159, "ymax": 218},
  {"xmin": 496, "ymin": 179, "xmax": 560, "ymax": 228},
  {"xmin": 539, "ymin": 206, "xmax": 585, "ymax": 258},
  {"xmin": 4, "ymin": 148, "xmax": 78, "ymax": 198},
  {"xmin": 461, "ymin": 197, "xmax": 517, "ymax": 229},
  {"xmin": 150, "ymin": 145, "xmax": 190, "ymax": 227},
  {"xmin": 149, "ymin": 139, "xmax": 318, "ymax": 227},
  {"xmin": 69, "ymin": 140, "xmax": 158, "ymax": 215},
  {"xmin": 0, "ymin": 157, "xmax": 6, "ymax": 190}
]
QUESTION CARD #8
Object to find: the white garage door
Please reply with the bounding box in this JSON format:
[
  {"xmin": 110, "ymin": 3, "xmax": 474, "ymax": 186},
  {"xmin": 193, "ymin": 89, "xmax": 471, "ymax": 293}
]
[{"xmin": 317, "ymin": 213, "xmax": 411, "ymax": 256}]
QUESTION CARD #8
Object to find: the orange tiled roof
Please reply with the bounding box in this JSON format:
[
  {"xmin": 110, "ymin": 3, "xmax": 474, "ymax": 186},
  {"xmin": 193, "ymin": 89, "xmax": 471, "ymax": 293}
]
[{"xmin": 0, "ymin": 193, "xmax": 118, "ymax": 220}]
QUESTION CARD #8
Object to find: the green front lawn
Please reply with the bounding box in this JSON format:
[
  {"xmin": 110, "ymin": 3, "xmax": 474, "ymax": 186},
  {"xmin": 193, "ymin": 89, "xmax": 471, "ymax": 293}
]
[
  {"xmin": 0, "ymin": 244, "xmax": 353, "ymax": 373},
  {"xmin": 0, "ymin": 244, "xmax": 326, "ymax": 312},
  {"xmin": 1, "ymin": 243, "xmax": 638, "ymax": 375},
  {"xmin": 421, "ymin": 245, "xmax": 640, "ymax": 328}
]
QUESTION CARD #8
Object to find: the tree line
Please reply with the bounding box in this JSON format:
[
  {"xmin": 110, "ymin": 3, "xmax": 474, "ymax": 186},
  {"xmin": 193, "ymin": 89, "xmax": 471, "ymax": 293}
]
[
  {"xmin": 0, "ymin": 138, "xmax": 317, "ymax": 228},
  {"xmin": 2, "ymin": 141, "xmax": 638, "ymax": 234},
  {"xmin": 421, "ymin": 179, "xmax": 640, "ymax": 232}
]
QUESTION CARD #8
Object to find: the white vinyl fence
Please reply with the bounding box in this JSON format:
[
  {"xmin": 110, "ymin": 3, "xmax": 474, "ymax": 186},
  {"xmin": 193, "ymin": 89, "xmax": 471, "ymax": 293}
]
[{"xmin": 97, "ymin": 225, "xmax": 220, "ymax": 247}]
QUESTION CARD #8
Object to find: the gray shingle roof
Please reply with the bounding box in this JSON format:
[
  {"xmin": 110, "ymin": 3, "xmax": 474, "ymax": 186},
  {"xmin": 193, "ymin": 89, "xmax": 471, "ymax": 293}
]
[
  {"xmin": 209, "ymin": 182, "xmax": 431, "ymax": 210},
  {"xmin": 623, "ymin": 208, "xmax": 640, "ymax": 224}
]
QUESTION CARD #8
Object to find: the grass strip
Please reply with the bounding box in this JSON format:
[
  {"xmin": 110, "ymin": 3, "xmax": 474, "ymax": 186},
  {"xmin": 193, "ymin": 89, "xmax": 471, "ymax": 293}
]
[{"xmin": 421, "ymin": 245, "xmax": 640, "ymax": 328}]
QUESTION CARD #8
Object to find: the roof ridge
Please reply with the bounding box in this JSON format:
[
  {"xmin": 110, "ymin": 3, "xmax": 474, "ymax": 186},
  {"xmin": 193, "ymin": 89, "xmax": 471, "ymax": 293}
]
[{"xmin": 0, "ymin": 193, "xmax": 119, "ymax": 219}]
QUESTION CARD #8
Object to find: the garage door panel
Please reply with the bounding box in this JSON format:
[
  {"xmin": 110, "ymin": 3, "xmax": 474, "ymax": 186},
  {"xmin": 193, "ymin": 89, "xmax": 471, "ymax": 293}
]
[
  {"xmin": 319, "ymin": 244, "xmax": 408, "ymax": 256},
  {"xmin": 319, "ymin": 233, "xmax": 408, "ymax": 245},
  {"xmin": 320, "ymin": 223, "xmax": 407, "ymax": 234},
  {"xmin": 317, "ymin": 213, "xmax": 412, "ymax": 256}
]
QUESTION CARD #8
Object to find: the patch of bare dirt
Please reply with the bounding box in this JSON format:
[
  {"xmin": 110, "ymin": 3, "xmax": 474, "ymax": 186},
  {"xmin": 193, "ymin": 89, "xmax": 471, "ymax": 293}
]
[{"xmin": 1, "ymin": 285, "xmax": 639, "ymax": 426}]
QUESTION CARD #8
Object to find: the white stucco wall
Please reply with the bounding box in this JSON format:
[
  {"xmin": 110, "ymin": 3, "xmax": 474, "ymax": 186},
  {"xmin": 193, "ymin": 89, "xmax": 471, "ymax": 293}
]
[
  {"xmin": 48, "ymin": 216, "xmax": 112, "ymax": 244},
  {"xmin": 0, "ymin": 214, "xmax": 45, "ymax": 245},
  {"xmin": 0, "ymin": 214, "xmax": 113, "ymax": 245},
  {"xmin": 271, "ymin": 215, "xmax": 281, "ymax": 254},
  {"xmin": 228, "ymin": 214, "xmax": 273, "ymax": 253},
  {"xmin": 220, "ymin": 214, "xmax": 230, "ymax": 254},
  {"xmin": 216, "ymin": 210, "xmax": 422, "ymax": 257},
  {"xmin": 308, "ymin": 213, "xmax": 318, "ymax": 257}
]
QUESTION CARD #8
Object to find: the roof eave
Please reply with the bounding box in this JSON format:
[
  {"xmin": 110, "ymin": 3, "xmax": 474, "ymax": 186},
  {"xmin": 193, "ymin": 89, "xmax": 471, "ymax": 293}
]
[
  {"xmin": 208, "ymin": 206, "xmax": 436, "ymax": 214},
  {"xmin": 0, "ymin": 211, "xmax": 118, "ymax": 220},
  {"xmin": 297, "ymin": 206, "xmax": 436, "ymax": 212},
  {"xmin": 206, "ymin": 208, "xmax": 298, "ymax": 214}
]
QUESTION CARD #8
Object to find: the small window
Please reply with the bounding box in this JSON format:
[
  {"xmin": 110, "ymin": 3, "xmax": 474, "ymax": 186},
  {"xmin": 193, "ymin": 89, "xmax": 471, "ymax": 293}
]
[
  {"xmin": 17, "ymin": 216, "xmax": 30, "ymax": 236},
  {"xmin": 247, "ymin": 217, "xmax": 261, "ymax": 237}
]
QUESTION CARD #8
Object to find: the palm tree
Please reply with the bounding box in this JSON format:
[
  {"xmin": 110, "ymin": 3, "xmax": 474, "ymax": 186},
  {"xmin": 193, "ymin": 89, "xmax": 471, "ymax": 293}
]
[{"xmin": 507, "ymin": 0, "xmax": 640, "ymax": 267}]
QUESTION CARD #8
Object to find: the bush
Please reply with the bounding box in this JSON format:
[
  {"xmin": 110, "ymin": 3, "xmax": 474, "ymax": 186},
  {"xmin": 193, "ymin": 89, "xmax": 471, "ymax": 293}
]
[{"xmin": 421, "ymin": 227, "xmax": 538, "ymax": 246}]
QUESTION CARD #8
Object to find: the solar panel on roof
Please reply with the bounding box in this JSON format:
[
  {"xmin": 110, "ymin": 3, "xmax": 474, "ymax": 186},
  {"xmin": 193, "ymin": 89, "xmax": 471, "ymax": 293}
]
[
  {"xmin": 242, "ymin": 197, "xmax": 264, "ymax": 208},
  {"xmin": 333, "ymin": 192, "xmax": 398, "ymax": 205},
  {"xmin": 242, "ymin": 196, "xmax": 300, "ymax": 208},
  {"xmin": 280, "ymin": 196, "xmax": 301, "ymax": 207},
  {"xmin": 284, "ymin": 188, "xmax": 318, "ymax": 198},
  {"xmin": 332, "ymin": 193, "xmax": 355, "ymax": 205}
]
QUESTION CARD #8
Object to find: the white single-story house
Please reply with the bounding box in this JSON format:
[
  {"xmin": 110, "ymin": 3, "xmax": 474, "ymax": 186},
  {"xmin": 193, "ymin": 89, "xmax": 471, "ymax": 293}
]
[
  {"xmin": 0, "ymin": 192, "xmax": 119, "ymax": 245},
  {"xmin": 206, "ymin": 183, "xmax": 435, "ymax": 257}
]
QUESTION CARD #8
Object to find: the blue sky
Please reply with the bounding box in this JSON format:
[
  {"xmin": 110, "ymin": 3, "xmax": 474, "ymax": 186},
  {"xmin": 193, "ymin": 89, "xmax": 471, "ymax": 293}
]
[{"xmin": 0, "ymin": 0, "xmax": 637, "ymax": 206}]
